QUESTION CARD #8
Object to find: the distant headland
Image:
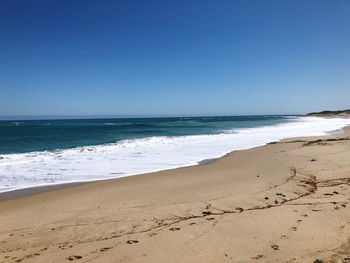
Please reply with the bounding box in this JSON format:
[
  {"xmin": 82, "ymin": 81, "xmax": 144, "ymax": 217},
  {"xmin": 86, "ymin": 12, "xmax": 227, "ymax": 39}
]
[{"xmin": 305, "ymin": 109, "xmax": 350, "ymax": 117}]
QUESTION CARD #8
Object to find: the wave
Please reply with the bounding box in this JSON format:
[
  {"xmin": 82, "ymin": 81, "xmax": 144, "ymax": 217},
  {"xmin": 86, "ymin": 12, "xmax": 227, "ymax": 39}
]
[{"xmin": 1, "ymin": 117, "xmax": 350, "ymax": 193}]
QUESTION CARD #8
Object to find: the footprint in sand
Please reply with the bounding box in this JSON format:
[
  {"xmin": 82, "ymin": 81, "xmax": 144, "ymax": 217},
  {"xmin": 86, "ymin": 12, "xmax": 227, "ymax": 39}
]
[
  {"xmin": 236, "ymin": 207, "xmax": 244, "ymax": 213},
  {"xmin": 127, "ymin": 240, "xmax": 139, "ymax": 244},
  {"xmin": 100, "ymin": 247, "xmax": 112, "ymax": 252},
  {"xmin": 251, "ymin": 255, "xmax": 264, "ymax": 259},
  {"xmin": 271, "ymin": 245, "xmax": 279, "ymax": 250},
  {"xmin": 67, "ymin": 255, "xmax": 82, "ymax": 261}
]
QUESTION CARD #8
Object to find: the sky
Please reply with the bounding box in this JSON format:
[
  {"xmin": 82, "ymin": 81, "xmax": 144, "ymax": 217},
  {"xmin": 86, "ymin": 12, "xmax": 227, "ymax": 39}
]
[{"xmin": 0, "ymin": 0, "xmax": 350, "ymax": 118}]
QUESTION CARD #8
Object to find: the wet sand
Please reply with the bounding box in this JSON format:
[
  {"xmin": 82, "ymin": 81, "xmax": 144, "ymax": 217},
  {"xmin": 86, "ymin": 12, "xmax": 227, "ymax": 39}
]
[
  {"xmin": 0, "ymin": 182, "xmax": 86, "ymax": 201},
  {"xmin": 1, "ymin": 127, "xmax": 350, "ymax": 262}
]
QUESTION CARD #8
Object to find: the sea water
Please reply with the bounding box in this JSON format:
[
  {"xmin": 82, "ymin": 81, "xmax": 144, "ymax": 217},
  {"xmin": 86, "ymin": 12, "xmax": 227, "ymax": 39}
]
[{"xmin": 1, "ymin": 116, "xmax": 350, "ymax": 192}]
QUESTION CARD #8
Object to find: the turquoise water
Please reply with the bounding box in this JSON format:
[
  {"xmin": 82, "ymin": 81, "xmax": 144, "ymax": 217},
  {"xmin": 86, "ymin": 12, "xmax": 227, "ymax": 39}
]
[
  {"xmin": 2, "ymin": 115, "xmax": 350, "ymax": 193},
  {"xmin": 0, "ymin": 116, "xmax": 290, "ymax": 154}
]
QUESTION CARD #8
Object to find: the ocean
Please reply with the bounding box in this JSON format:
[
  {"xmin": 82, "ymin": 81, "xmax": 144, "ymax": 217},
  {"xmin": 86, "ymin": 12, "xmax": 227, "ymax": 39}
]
[{"xmin": 1, "ymin": 115, "xmax": 350, "ymax": 193}]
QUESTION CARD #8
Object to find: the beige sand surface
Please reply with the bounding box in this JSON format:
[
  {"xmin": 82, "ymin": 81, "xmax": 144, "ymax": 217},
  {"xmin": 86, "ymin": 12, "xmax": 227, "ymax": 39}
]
[{"xmin": 1, "ymin": 128, "xmax": 350, "ymax": 263}]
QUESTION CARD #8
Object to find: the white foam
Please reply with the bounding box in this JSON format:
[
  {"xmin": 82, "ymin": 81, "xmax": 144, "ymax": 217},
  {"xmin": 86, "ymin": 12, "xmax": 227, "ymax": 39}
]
[{"xmin": 1, "ymin": 117, "xmax": 350, "ymax": 192}]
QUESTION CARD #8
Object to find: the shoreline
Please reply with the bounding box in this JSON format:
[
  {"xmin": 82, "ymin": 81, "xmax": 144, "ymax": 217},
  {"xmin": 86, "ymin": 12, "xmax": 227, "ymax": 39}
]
[
  {"xmin": 0, "ymin": 124, "xmax": 348, "ymax": 201},
  {"xmin": 0, "ymin": 182, "xmax": 87, "ymax": 201},
  {"xmin": 0, "ymin": 157, "xmax": 220, "ymax": 201},
  {"xmin": 2, "ymin": 116, "xmax": 350, "ymax": 196}
]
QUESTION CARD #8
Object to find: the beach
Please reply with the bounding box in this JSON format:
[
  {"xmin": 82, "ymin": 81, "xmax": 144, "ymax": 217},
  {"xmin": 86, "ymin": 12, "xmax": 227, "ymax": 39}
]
[
  {"xmin": 2, "ymin": 0, "xmax": 350, "ymax": 261},
  {"xmin": 1, "ymin": 126, "xmax": 350, "ymax": 262}
]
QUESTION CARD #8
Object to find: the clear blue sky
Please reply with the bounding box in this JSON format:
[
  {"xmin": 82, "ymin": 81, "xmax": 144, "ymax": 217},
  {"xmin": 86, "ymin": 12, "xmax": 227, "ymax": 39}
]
[{"xmin": 1, "ymin": 0, "xmax": 350, "ymax": 117}]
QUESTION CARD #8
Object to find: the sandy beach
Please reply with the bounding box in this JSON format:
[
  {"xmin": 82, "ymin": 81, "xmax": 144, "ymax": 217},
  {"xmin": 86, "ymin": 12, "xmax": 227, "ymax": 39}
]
[
  {"xmin": 2, "ymin": 0, "xmax": 349, "ymax": 261},
  {"xmin": 1, "ymin": 127, "xmax": 350, "ymax": 263}
]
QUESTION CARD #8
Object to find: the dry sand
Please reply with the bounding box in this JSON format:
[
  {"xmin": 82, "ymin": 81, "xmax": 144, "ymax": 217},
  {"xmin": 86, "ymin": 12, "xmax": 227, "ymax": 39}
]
[{"xmin": 1, "ymin": 128, "xmax": 350, "ymax": 262}]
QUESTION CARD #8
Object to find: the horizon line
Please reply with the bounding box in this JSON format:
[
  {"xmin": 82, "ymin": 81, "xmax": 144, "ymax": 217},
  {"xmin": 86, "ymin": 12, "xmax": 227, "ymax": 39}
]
[{"xmin": 0, "ymin": 113, "xmax": 300, "ymax": 121}]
